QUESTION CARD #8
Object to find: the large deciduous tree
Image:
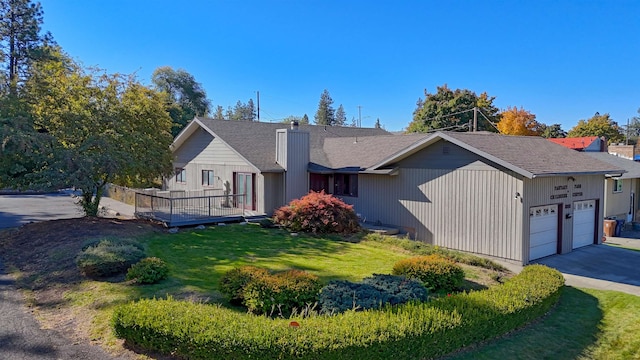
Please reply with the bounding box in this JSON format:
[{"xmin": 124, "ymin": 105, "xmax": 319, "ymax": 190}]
[
  {"xmin": 567, "ymin": 112, "xmax": 624, "ymax": 144},
  {"xmin": 497, "ymin": 106, "xmax": 541, "ymax": 136},
  {"xmin": 314, "ymin": 89, "xmax": 335, "ymax": 126},
  {"xmin": 151, "ymin": 66, "xmax": 210, "ymax": 136},
  {"xmin": 25, "ymin": 51, "xmax": 173, "ymax": 216},
  {"xmin": 407, "ymin": 84, "xmax": 499, "ymax": 133},
  {"xmin": 539, "ymin": 123, "xmax": 567, "ymax": 138}
]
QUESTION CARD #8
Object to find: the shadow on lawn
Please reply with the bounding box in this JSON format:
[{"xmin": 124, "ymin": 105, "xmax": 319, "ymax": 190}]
[{"xmin": 442, "ymin": 286, "xmax": 603, "ymax": 360}]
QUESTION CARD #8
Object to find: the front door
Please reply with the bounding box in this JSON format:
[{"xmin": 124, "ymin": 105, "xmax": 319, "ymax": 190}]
[{"xmin": 235, "ymin": 173, "xmax": 255, "ymax": 210}]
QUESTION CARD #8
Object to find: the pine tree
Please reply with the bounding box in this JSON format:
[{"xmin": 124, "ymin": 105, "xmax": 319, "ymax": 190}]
[
  {"xmin": 314, "ymin": 89, "xmax": 335, "ymax": 125},
  {"xmin": 335, "ymin": 104, "xmax": 346, "ymax": 126},
  {"xmin": 375, "ymin": 118, "xmax": 381, "ymax": 129}
]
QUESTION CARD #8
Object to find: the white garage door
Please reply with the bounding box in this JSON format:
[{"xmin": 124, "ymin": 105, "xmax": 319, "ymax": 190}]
[
  {"xmin": 529, "ymin": 205, "xmax": 559, "ymax": 261},
  {"xmin": 573, "ymin": 200, "xmax": 596, "ymax": 249}
]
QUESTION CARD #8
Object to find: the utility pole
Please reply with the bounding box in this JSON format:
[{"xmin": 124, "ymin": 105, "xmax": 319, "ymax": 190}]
[
  {"xmin": 256, "ymin": 91, "xmax": 260, "ymax": 122},
  {"xmin": 358, "ymin": 105, "xmax": 362, "ymax": 128},
  {"xmin": 473, "ymin": 107, "xmax": 478, "ymax": 132}
]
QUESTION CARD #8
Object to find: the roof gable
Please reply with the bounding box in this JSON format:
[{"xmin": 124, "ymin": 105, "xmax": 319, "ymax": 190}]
[
  {"xmin": 371, "ymin": 132, "xmax": 622, "ymax": 178},
  {"xmin": 548, "ymin": 136, "xmax": 600, "ymax": 151}
]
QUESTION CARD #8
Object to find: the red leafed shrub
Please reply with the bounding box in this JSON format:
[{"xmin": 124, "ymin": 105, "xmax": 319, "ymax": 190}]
[{"xmin": 273, "ymin": 190, "xmax": 361, "ymax": 234}]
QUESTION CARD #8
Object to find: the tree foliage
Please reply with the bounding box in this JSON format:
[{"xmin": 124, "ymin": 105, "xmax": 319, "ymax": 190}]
[
  {"xmin": 151, "ymin": 66, "xmax": 210, "ymax": 136},
  {"xmin": 497, "ymin": 106, "xmax": 541, "ymax": 136},
  {"xmin": 0, "ymin": 0, "xmax": 53, "ymax": 93},
  {"xmin": 314, "ymin": 89, "xmax": 335, "ymax": 126},
  {"xmin": 23, "ymin": 50, "xmax": 173, "ymax": 215},
  {"xmin": 407, "ymin": 84, "xmax": 499, "ymax": 133},
  {"xmin": 539, "ymin": 123, "xmax": 567, "ymax": 139},
  {"xmin": 567, "ymin": 112, "xmax": 624, "ymax": 144},
  {"xmin": 335, "ymin": 104, "xmax": 346, "ymax": 126}
]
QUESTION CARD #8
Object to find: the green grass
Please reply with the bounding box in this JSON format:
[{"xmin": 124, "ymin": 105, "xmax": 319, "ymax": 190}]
[
  {"xmin": 145, "ymin": 225, "xmax": 409, "ymax": 295},
  {"xmin": 443, "ymin": 287, "xmax": 640, "ymax": 360}
]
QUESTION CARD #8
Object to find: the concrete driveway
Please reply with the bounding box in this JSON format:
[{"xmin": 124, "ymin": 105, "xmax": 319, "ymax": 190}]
[
  {"xmin": 534, "ymin": 244, "xmax": 640, "ymax": 296},
  {"xmin": 0, "ymin": 192, "xmax": 83, "ymax": 229}
]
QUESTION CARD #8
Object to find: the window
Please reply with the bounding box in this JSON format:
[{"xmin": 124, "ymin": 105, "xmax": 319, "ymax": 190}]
[
  {"xmin": 175, "ymin": 168, "xmax": 186, "ymax": 183},
  {"xmin": 202, "ymin": 170, "xmax": 215, "ymax": 186},
  {"xmin": 613, "ymin": 179, "xmax": 623, "ymax": 193},
  {"xmin": 334, "ymin": 174, "xmax": 358, "ymax": 197}
]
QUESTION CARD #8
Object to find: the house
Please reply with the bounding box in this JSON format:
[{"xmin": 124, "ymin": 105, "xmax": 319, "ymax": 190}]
[
  {"xmin": 548, "ymin": 136, "xmax": 606, "ymax": 152},
  {"xmin": 585, "ymin": 152, "xmax": 640, "ymax": 222},
  {"xmin": 166, "ymin": 118, "xmax": 623, "ymax": 265}
]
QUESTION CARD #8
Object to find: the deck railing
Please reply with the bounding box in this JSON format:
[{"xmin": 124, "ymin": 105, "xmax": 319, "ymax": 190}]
[{"xmin": 135, "ymin": 192, "xmax": 246, "ymax": 226}]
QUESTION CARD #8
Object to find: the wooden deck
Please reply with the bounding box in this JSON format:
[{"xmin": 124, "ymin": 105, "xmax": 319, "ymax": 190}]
[{"xmin": 134, "ymin": 192, "xmax": 261, "ymax": 227}]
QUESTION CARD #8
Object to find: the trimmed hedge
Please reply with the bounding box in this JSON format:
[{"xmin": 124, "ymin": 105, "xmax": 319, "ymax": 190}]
[
  {"xmin": 243, "ymin": 269, "xmax": 322, "ymax": 316},
  {"xmin": 392, "ymin": 255, "xmax": 465, "ymax": 292},
  {"xmin": 319, "ymin": 274, "xmax": 428, "ymax": 314},
  {"xmin": 112, "ymin": 265, "xmax": 564, "ymax": 360}
]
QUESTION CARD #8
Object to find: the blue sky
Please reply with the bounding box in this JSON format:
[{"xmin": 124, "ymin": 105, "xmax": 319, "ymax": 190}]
[{"xmin": 40, "ymin": 0, "xmax": 640, "ymax": 132}]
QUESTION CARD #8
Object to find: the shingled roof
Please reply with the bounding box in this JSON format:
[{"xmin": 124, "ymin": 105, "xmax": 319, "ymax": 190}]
[
  {"xmin": 174, "ymin": 118, "xmax": 390, "ymax": 172},
  {"xmin": 370, "ymin": 132, "xmax": 623, "ymax": 178},
  {"xmin": 585, "ymin": 152, "xmax": 640, "ymax": 179}
]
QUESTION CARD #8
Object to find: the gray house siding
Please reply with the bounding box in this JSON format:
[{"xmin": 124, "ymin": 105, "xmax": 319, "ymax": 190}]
[
  {"xmin": 276, "ymin": 129, "xmax": 310, "ymax": 204},
  {"xmin": 521, "ymin": 174, "xmax": 604, "ymax": 261},
  {"xmin": 603, "ymin": 177, "xmax": 636, "ymax": 220},
  {"xmin": 262, "ymin": 172, "xmax": 284, "ymax": 215}
]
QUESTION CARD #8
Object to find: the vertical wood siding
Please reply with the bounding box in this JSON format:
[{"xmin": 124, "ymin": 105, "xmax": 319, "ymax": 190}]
[
  {"xmin": 276, "ymin": 129, "xmax": 310, "ymax": 204},
  {"xmin": 346, "ymin": 168, "xmax": 524, "ymax": 262},
  {"xmin": 522, "ymin": 174, "xmax": 605, "ymax": 261},
  {"xmin": 603, "ymin": 178, "xmax": 633, "ymax": 219}
]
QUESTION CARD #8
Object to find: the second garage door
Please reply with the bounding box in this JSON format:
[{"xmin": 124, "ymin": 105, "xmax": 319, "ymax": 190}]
[
  {"xmin": 573, "ymin": 200, "xmax": 596, "ymax": 249},
  {"xmin": 529, "ymin": 205, "xmax": 559, "ymax": 261}
]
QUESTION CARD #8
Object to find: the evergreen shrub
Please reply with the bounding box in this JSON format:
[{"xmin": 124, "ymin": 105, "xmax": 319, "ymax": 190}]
[
  {"xmin": 126, "ymin": 257, "xmax": 169, "ymax": 284},
  {"xmin": 392, "ymin": 255, "xmax": 465, "ymax": 292},
  {"xmin": 319, "ymin": 274, "xmax": 428, "ymax": 314},
  {"xmin": 76, "ymin": 239, "xmax": 145, "ymax": 278}
]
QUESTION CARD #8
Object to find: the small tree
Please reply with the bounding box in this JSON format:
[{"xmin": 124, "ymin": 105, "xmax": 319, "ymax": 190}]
[
  {"xmin": 497, "ymin": 106, "xmax": 541, "ymax": 136},
  {"xmin": 567, "ymin": 112, "xmax": 624, "ymax": 144},
  {"xmin": 273, "ymin": 191, "xmax": 360, "ymax": 234},
  {"xmin": 314, "ymin": 89, "xmax": 335, "ymax": 126}
]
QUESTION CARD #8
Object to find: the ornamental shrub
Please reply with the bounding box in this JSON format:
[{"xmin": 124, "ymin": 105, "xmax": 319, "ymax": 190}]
[
  {"xmin": 243, "ymin": 269, "xmax": 322, "ymax": 316},
  {"xmin": 219, "ymin": 266, "xmax": 270, "ymax": 305},
  {"xmin": 126, "ymin": 257, "xmax": 169, "ymax": 284},
  {"xmin": 393, "ymin": 255, "xmax": 465, "ymax": 292},
  {"xmin": 76, "ymin": 240, "xmax": 145, "ymax": 278},
  {"xmin": 319, "ymin": 274, "xmax": 428, "ymax": 314},
  {"xmin": 112, "ymin": 265, "xmax": 564, "ymax": 360},
  {"xmin": 273, "ymin": 190, "xmax": 360, "ymax": 234}
]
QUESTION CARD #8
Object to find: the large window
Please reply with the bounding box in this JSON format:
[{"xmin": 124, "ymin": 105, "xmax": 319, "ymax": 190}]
[
  {"xmin": 175, "ymin": 168, "xmax": 186, "ymax": 183},
  {"xmin": 202, "ymin": 170, "xmax": 215, "ymax": 186},
  {"xmin": 334, "ymin": 174, "xmax": 358, "ymax": 197},
  {"xmin": 613, "ymin": 179, "xmax": 623, "ymax": 193}
]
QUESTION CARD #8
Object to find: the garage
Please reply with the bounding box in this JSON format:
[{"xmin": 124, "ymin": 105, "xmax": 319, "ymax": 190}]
[
  {"xmin": 529, "ymin": 204, "xmax": 559, "ymax": 261},
  {"xmin": 573, "ymin": 199, "xmax": 596, "ymax": 249}
]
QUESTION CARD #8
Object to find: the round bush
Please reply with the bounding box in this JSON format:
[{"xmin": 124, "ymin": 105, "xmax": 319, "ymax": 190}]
[
  {"xmin": 126, "ymin": 257, "xmax": 169, "ymax": 284},
  {"xmin": 219, "ymin": 266, "xmax": 270, "ymax": 305},
  {"xmin": 242, "ymin": 269, "xmax": 322, "ymax": 316},
  {"xmin": 392, "ymin": 255, "xmax": 465, "ymax": 292},
  {"xmin": 76, "ymin": 240, "xmax": 146, "ymax": 278},
  {"xmin": 319, "ymin": 274, "xmax": 428, "ymax": 314},
  {"xmin": 273, "ymin": 190, "xmax": 361, "ymax": 234}
]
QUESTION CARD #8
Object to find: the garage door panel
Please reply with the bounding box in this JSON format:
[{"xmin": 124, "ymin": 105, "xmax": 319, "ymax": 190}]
[
  {"xmin": 573, "ymin": 200, "xmax": 595, "ymax": 249},
  {"xmin": 529, "ymin": 205, "xmax": 558, "ymax": 261}
]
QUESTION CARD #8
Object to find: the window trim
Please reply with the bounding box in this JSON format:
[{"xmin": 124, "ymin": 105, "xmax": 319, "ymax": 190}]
[
  {"xmin": 175, "ymin": 168, "xmax": 186, "ymax": 183},
  {"xmin": 613, "ymin": 178, "xmax": 623, "ymax": 193},
  {"xmin": 202, "ymin": 170, "xmax": 215, "ymax": 187},
  {"xmin": 333, "ymin": 173, "xmax": 358, "ymax": 197}
]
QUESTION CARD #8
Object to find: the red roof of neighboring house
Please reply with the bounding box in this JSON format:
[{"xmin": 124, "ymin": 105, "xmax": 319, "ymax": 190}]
[{"xmin": 548, "ymin": 136, "xmax": 600, "ymax": 151}]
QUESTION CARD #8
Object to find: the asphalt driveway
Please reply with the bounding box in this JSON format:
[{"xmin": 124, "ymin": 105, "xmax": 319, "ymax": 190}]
[
  {"xmin": 0, "ymin": 192, "xmax": 83, "ymax": 229},
  {"xmin": 534, "ymin": 244, "xmax": 640, "ymax": 296}
]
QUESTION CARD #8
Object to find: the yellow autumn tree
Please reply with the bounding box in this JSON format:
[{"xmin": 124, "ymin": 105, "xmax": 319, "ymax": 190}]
[{"xmin": 497, "ymin": 106, "xmax": 541, "ymax": 136}]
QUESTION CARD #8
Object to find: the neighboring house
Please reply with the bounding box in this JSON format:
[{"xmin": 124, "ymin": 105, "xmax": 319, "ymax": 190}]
[
  {"xmin": 585, "ymin": 152, "xmax": 640, "ymax": 222},
  {"xmin": 548, "ymin": 136, "xmax": 606, "ymax": 152},
  {"xmin": 607, "ymin": 143, "xmax": 640, "ymax": 161},
  {"xmin": 167, "ymin": 119, "xmax": 622, "ymax": 265}
]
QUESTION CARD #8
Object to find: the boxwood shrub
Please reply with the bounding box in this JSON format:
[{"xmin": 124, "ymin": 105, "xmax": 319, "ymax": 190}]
[
  {"xmin": 126, "ymin": 257, "xmax": 169, "ymax": 284},
  {"xmin": 112, "ymin": 265, "xmax": 564, "ymax": 360},
  {"xmin": 243, "ymin": 269, "xmax": 322, "ymax": 316},
  {"xmin": 392, "ymin": 254, "xmax": 465, "ymax": 292},
  {"xmin": 319, "ymin": 274, "xmax": 428, "ymax": 314}
]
